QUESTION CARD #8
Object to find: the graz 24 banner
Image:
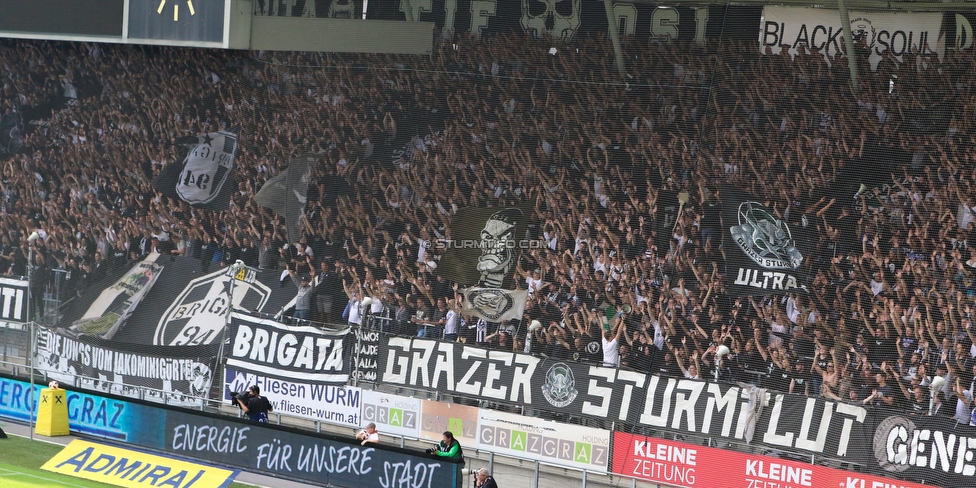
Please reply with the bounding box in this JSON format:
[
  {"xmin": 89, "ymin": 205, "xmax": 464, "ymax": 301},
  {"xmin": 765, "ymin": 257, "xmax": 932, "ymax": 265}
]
[
  {"xmin": 34, "ymin": 325, "xmax": 218, "ymax": 408},
  {"xmin": 722, "ymin": 185, "xmax": 808, "ymax": 296},
  {"xmin": 227, "ymin": 313, "xmax": 351, "ymax": 386},
  {"xmin": 378, "ymin": 337, "xmax": 870, "ymax": 462}
]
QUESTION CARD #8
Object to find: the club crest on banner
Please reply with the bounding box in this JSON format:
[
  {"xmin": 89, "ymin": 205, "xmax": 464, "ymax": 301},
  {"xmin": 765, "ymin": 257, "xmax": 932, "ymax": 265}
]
[
  {"xmin": 461, "ymin": 288, "xmax": 527, "ymax": 323},
  {"xmin": 730, "ymin": 201, "xmax": 803, "ymax": 270},
  {"xmin": 541, "ymin": 362, "xmax": 578, "ymax": 408},
  {"xmin": 154, "ymin": 267, "xmax": 271, "ymax": 346},
  {"xmin": 723, "ymin": 186, "xmax": 809, "ymax": 296}
]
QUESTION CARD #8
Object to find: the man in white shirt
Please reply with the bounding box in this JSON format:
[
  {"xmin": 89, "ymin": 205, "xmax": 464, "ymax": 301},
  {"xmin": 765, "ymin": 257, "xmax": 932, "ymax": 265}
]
[
  {"xmin": 602, "ymin": 312, "xmax": 626, "ymax": 367},
  {"xmin": 356, "ymin": 423, "xmax": 380, "ymax": 445},
  {"xmin": 444, "ymin": 299, "xmax": 460, "ymax": 342},
  {"xmin": 952, "ymin": 376, "xmax": 972, "ymax": 424}
]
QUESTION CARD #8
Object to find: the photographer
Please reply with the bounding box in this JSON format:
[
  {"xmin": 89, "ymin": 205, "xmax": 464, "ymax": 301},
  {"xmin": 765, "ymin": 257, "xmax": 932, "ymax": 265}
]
[
  {"xmin": 237, "ymin": 385, "xmax": 273, "ymax": 423},
  {"xmin": 356, "ymin": 422, "xmax": 380, "ymax": 445},
  {"xmin": 427, "ymin": 431, "xmax": 464, "ymax": 462},
  {"xmin": 474, "ymin": 467, "xmax": 498, "ymax": 488}
]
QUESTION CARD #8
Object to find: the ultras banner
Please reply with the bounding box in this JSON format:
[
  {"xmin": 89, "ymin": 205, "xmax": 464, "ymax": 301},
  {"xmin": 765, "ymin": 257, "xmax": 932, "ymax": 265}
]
[
  {"xmin": 721, "ymin": 185, "xmax": 808, "ymax": 296},
  {"xmin": 377, "ymin": 337, "xmax": 870, "ymax": 462},
  {"xmin": 227, "ymin": 313, "xmax": 352, "ymax": 386},
  {"xmin": 34, "ymin": 325, "xmax": 218, "ymax": 408},
  {"xmin": 868, "ymin": 408, "xmax": 976, "ymax": 486}
]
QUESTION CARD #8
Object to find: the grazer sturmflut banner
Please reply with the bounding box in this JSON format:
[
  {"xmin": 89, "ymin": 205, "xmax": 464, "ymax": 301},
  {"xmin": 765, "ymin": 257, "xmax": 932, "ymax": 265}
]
[
  {"xmin": 228, "ymin": 313, "xmax": 352, "ymax": 386},
  {"xmin": 34, "ymin": 325, "xmax": 218, "ymax": 407},
  {"xmin": 378, "ymin": 336, "xmax": 870, "ymax": 462},
  {"xmin": 721, "ymin": 185, "xmax": 808, "ymax": 296},
  {"xmin": 152, "ymin": 131, "xmax": 238, "ymax": 210}
]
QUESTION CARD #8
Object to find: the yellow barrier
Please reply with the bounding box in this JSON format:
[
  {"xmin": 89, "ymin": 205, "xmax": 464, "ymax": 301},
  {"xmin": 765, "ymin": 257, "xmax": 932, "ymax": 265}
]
[{"xmin": 35, "ymin": 387, "xmax": 70, "ymax": 437}]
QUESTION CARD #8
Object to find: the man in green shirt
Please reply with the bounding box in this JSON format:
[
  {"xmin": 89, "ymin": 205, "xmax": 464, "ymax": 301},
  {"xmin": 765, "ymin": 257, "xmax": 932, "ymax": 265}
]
[{"xmin": 428, "ymin": 431, "xmax": 464, "ymax": 462}]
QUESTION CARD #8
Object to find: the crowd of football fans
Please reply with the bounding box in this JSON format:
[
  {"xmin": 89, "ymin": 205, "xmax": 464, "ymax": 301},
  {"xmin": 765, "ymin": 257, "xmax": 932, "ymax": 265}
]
[{"xmin": 2, "ymin": 33, "xmax": 976, "ymax": 421}]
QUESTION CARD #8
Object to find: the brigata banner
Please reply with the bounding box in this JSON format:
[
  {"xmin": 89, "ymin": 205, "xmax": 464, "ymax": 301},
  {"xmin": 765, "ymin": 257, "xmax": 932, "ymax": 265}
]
[
  {"xmin": 760, "ymin": 7, "xmax": 943, "ymax": 65},
  {"xmin": 869, "ymin": 409, "xmax": 976, "ymax": 487},
  {"xmin": 612, "ymin": 432, "xmax": 936, "ymax": 488},
  {"xmin": 223, "ymin": 366, "xmax": 362, "ymax": 427},
  {"xmin": 227, "ymin": 313, "xmax": 351, "ymax": 386},
  {"xmin": 34, "ymin": 325, "xmax": 218, "ymax": 408},
  {"xmin": 379, "ymin": 336, "xmax": 872, "ymax": 462},
  {"xmin": 477, "ymin": 409, "xmax": 610, "ymax": 473},
  {"xmin": 360, "ymin": 389, "xmax": 423, "ymax": 439}
]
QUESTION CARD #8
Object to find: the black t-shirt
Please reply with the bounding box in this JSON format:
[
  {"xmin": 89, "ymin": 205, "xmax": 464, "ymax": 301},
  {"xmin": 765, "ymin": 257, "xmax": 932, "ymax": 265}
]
[
  {"xmin": 549, "ymin": 339, "xmax": 571, "ymax": 360},
  {"xmin": 766, "ymin": 364, "xmax": 792, "ymax": 392},
  {"xmin": 246, "ymin": 395, "xmax": 273, "ymax": 422}
]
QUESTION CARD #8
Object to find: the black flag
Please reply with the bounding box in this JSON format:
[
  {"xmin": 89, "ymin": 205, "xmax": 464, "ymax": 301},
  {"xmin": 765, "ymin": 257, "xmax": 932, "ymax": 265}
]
[
  {"xmin": 654, "ymin": 190, "xmax": 681, "ymax": 252},
  {"xmin": 254, "ymin": 153, "xmax": 315, "ymax": 244},
  {"xmin": 722, "ymin": 185, "xmax": 808, "ymax": 296},
  {"xmin": 435, "ymin": 205, "xmax": 531, "ymax": 288},
  {"xmin": 152, "ymin": 132, "xmax": 237, "ymax": 211}
]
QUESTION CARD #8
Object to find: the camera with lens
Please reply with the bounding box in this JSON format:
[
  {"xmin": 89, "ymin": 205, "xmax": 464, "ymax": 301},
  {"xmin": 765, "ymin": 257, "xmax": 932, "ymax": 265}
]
[
  {"xmin": 229, "ymin": 390, "xmax": 252, "ymax": 407},
  {"xmin": 425, "ymin": 445, "xmax": 438, "ymax": 455}
]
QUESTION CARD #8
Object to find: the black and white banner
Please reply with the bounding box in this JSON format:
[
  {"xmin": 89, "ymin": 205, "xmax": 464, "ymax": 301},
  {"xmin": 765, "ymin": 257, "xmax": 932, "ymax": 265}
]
[
  {"xmin": 0, "ymin": 276, "xmax": 29, "ymax": 325},
  {"xmin": 461, "ymin": 287, "xmax": 528, "ymax": 323},
  {"xmin": 654, "ymin": 190, "xmax": 681, "ymax": 253},
  {"xmin": 722, "ymin": 185, "xmax": 808, "ymax": 296},
  {"xmin": 378, "ymin": 337, "xmax": 869, "ymax": 460},
  {"xmin": 253, "ymin": 153, "xmax": 315, "ymax": 245},
  {"xmin": 869, "ymin": 409, "xmax": 976, "ymax": 486},
  {"xmin": 152, "ymin": 131, "xmax": 238, "ymax": 210},
  {"xmin": 71, "ymin": 254, "xmax": 163, "ymax": 339},
  {"xmin": 227, "ymin": 313, "xmax": 351, "ymax": 385},
  {"xmin": 760, "ymin": 7, "xmax": 943, "ymax": 68},
  {"xmin": 34, "ymin": 325, "xmax": 219, "ymax": 407},
  {"xmin": 435, "ymin": 204, "xmax": 532, "ymax": 288}
]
